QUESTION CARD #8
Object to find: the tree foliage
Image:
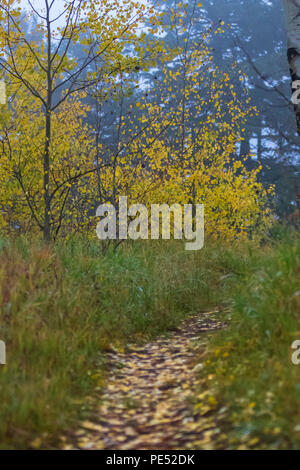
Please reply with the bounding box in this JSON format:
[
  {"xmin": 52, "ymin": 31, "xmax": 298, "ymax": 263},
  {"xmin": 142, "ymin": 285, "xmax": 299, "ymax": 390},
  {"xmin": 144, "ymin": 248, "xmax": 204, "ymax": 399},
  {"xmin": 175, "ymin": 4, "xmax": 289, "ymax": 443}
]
[{"xmin": 0, "ymin": 0, "xmax": 273, "ymax": 241}]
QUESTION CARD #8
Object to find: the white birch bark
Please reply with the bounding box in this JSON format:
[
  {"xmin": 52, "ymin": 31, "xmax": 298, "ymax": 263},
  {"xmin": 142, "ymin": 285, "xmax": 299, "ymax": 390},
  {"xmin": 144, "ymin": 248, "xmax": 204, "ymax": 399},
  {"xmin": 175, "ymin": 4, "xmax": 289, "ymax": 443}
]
[{"xmin": 282, "ymin": 0, "xmax": 300, "ymax": 134}]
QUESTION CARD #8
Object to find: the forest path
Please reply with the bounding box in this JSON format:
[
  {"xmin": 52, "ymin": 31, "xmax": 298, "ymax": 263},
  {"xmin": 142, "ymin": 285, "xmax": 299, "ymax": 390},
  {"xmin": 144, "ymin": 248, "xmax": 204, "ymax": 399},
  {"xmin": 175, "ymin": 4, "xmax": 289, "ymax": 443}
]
[{"xmin": 61, "ymin": 311, "xmax": 226, "ymax": 450}]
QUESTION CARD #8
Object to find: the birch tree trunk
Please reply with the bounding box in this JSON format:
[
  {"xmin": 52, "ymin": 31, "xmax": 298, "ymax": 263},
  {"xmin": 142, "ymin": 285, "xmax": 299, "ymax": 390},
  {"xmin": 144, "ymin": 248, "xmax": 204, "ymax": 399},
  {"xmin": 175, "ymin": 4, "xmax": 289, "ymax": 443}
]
[{"xmin": 282, "ymin": 0, "xmax": 300, "ymax": 134}]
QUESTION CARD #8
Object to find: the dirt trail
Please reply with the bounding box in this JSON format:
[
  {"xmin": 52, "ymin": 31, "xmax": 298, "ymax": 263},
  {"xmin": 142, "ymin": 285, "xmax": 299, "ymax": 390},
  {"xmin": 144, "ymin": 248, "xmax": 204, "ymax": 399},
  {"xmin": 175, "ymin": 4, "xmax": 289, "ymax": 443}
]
[{"xmin": 61, "ymin": 311, "xmax": 226, "ymax": 450}]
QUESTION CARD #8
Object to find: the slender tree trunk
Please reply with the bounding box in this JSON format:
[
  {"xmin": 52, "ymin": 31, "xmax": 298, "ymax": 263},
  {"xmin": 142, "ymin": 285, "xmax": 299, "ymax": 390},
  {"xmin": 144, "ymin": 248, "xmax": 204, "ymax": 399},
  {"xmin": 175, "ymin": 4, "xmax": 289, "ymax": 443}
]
[
  {"xmin": 43, "ymin": 1, "xmax": 52, "ymax": 242},
  {"xmin": 257, "ymin": 124, "xmax": 262, "ymax": 160},
  {"xmin": 282, "ymin": 0, "xmax": 300, "ymax": 134},
  {"xmin": 43, "ymin": 108, "xmax": 51, "ymax": 241}
]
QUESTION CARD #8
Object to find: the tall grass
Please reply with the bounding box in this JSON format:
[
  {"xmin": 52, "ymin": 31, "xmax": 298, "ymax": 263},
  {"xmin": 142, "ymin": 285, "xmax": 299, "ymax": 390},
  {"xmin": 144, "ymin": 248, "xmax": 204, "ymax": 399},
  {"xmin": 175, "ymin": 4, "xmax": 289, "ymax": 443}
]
[
  {"xmin": 0, "ymin": 237, "xmax": 243, "ymax": 448},
  {"xmin": 3, "ymin": 233, "xmax": 297, "ymax": 449},
  {"xmin": 195, "ymin": 231, "xmax": 300, "ymax": 449}
]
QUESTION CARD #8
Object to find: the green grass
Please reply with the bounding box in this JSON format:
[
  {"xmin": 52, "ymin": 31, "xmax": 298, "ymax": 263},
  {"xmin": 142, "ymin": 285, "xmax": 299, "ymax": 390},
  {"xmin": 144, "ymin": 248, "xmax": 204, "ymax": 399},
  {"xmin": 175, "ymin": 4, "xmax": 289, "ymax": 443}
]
[
  {"xmin": 195, "ymin": 230, "xmax": 300, "ymax": 449},
  {"xmin": 1, "ymin": 232, "xmax": 299, "ymax": 449},
  {"xmin": 0, "ymin": 236, "xmax": 239, "ymax": 449}
]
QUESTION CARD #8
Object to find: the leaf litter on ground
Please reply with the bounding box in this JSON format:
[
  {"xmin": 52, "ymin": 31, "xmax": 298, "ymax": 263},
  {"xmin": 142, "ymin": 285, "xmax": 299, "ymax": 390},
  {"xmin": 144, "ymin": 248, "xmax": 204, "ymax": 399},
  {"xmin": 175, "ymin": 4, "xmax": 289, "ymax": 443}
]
[{"xmin": 60, "ymin": 310, "xmax": 230, "ymax": 450}]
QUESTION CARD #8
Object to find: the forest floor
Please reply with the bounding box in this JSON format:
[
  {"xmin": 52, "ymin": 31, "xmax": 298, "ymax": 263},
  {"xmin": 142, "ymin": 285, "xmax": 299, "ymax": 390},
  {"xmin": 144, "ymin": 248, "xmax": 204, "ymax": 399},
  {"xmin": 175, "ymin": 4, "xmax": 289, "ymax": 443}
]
[
  {"xmin": 2, "ymin": 234, "xmax": 299, "ymax": 449},
  {"xmin": 60, "ymin": 311, "xmax": 228, "ymax": 450}
]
